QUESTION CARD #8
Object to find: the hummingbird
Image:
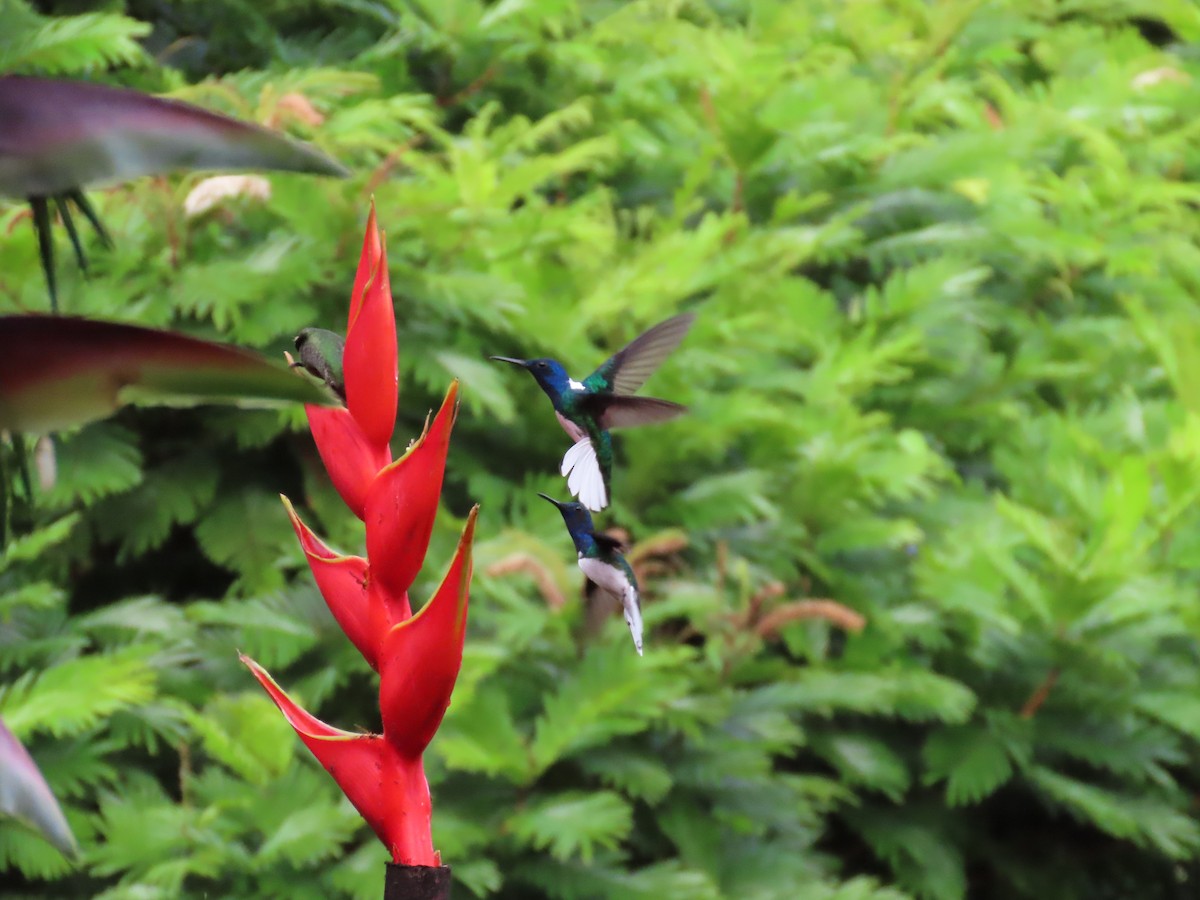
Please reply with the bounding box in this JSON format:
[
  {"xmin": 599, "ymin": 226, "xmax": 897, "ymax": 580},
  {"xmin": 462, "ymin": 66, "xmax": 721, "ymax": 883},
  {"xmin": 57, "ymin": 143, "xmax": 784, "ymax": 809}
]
[
  {"xmin": 538, "ymin": 493, "xmax": 643, "ymax": 655},
  {"xmin": 291, "ymin": 328, "xmax": 346, "ymax": 401},
  {"xmin": 491, "ymin": 312, "xmax": 695, "ymax": 511}
]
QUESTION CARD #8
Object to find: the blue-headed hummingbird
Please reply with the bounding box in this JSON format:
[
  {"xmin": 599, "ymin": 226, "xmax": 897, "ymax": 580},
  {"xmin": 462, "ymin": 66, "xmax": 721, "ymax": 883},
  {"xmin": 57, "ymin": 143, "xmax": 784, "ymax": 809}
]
[
  {"xmin": 539, "ymin": 493, "xmax": 643, "ymax": 655},
  {"xmin": 491, "ymin": 312, "xmax": 694, "ymax": 511}
]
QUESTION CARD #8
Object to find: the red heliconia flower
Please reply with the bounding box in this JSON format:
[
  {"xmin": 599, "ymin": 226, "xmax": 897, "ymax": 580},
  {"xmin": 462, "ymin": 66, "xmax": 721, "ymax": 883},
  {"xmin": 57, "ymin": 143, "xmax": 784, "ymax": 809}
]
[{"xmin": 242, "ymin": 205, "xmax": 478, "ymax": 866}]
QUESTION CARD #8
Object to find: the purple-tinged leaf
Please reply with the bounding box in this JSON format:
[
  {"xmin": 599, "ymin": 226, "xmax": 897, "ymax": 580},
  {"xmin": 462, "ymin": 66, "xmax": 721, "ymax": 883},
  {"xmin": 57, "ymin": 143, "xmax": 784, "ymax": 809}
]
[
  {"xmin": 0, "ymin": 315, "xmax": 336, "ymax": 433},
  {"xmin": 0, "ymin": 716, "xmax": 76, "ymax": 858},
  {"xmin": 0, "ymin": 75, "xmax": 347, "ymax": 198}
]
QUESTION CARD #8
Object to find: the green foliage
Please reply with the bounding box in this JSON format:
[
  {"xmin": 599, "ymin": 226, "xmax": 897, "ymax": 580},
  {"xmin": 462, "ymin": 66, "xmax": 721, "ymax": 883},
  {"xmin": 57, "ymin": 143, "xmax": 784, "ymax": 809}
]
[
  {"xmin": 0, "ymin": 1, "xmax": 149, "ymax": 74},
  {"xmin": 4, "ymin": 0, "xmax": 1200, "ymax": 898}
]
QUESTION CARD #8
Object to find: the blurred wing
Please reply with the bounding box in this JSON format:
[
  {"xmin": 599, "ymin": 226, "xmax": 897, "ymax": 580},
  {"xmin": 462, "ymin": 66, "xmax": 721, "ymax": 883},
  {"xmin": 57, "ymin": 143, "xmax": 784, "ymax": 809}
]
[
  {"xmin": 561, "ymin": 437, "xmax": 608, "ymax": 511},
  {"xmin": 592, "ymin": 532, "xmax": 625, "ymax": 553},
  {"xmin": 584, "ymin": 312, "xmax": 695, "ymax": 396},
  {"xmin": 597, "ymin": 396, "xmax": 688, "ymax": 430}
]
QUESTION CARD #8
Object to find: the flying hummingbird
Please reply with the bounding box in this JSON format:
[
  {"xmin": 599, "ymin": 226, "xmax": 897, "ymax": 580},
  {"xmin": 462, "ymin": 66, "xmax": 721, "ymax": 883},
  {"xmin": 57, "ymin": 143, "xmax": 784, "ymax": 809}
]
[
  {"xmin": 291, "ymin": 328, "xmax": 346, "ymax": 401},
  {"xmin": 491, "ymin": 312, "xmax": 695, "ymax": 511},
  {"xmin": 538, "ymin": 493, "xmax": 643, "ymax": 655}
]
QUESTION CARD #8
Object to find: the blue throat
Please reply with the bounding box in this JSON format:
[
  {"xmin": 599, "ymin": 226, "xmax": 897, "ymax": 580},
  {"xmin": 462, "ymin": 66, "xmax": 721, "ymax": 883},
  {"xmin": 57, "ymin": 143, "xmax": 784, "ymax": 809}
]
[{"xmin": 526, "ymin": 359, "xmax": 575, "ymax": 407}]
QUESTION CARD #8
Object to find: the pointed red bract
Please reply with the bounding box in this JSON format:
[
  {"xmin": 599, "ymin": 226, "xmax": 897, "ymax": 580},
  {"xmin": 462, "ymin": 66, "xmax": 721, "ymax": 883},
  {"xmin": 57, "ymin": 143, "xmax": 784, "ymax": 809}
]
[
  {"xmin": 344, "ymin": 209, "xmax": 398, "ymax": 450},
  {"xmin": 349, "ymin": 203, "xmax": 382, "ymax": 327},
  {"xmin": 241, "ymin": 656, "xmax": 437, "ymax": 865},
  {"xmin": 379, "ymin": 509, "xmax": 477, "ymax": 758},
  {"xmin": 364, "ymin": 382, "xmax": 459, "ymax": 598},
  {"xmin": 281, "ymin": 496, "xmax": 383, "ymax": 667},
  {"xmin": 305, "ymin": 405, "xmax": 390, "ymax": 519}
]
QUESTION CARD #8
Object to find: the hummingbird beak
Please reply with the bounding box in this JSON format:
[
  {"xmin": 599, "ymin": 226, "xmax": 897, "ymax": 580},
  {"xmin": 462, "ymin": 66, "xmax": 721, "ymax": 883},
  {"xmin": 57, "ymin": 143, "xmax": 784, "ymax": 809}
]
[
  {"xmin": 536, "ymin": 492, "xmax": 565, "ymax": 509},
  {"xmin": 489, "ymin": 356, "xmax": 529, "ymax": 368}
]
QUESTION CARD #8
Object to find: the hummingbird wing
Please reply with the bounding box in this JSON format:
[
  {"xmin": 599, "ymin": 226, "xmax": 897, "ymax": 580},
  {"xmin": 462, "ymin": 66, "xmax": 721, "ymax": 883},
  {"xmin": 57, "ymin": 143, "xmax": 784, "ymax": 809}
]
[
  {"xmin": 561, "ymin": 437, "xmax": 608, "ymax": 511},
  {"xmin": 591, "ymin": 532, "xmax": 625, "ymax": 553},
  {"xmin": 583, "ymin": 312, "xmax": 695, "ymax": 396},
  {"xmin": 595, "ymin": 396, "xmax": 688, "ymax": 430}
]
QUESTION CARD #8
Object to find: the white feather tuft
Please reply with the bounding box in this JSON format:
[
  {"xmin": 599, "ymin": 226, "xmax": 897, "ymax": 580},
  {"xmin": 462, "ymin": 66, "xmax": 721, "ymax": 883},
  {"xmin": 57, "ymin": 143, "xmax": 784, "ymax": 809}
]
[{"xmin": 560, "ymin": 437, "xmax": 608, "ymax": 511}]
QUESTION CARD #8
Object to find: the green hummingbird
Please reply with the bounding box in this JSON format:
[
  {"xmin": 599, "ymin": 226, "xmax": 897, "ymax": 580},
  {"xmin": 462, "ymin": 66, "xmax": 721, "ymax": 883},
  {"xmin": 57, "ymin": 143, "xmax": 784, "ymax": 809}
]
[
  {"xmin": 291, "ymin": 328, "xmax": 346, "ymax": 401},
  {"xmin": 539, "ymin": 493, "xmax": 643, "ymax": 655},
  {"xmin": 491, "ymin": 312, "xmax": 695, "ymax": 511}
]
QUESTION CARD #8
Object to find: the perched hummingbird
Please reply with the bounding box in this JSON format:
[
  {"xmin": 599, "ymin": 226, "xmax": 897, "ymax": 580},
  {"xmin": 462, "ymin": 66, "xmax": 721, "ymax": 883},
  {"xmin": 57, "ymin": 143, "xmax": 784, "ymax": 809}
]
[
  {"xmin": 538, "ymin": 493, "xmax": 643, "ymax": 655},
  {"xmin": 491, "ymin": 312, "xmax": 695, "ymax": 511},
  {"xmin": 291, "ymin": 328, "xmax": 346, "ymax": 401}
]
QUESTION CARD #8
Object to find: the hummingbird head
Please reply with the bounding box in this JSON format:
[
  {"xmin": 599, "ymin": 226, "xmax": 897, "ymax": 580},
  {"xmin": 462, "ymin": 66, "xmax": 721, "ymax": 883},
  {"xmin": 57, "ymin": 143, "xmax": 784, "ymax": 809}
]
[
  {"xmin": 292, "ymin": 327, "xmax": 347, "ymax": 401},
  {"xmin": 537, "ymin": 492, "xmax": 595, "ymax": 540},
  {"xmin": 490, "ymin": 356, "xmax": 572, "ymax": 399}
]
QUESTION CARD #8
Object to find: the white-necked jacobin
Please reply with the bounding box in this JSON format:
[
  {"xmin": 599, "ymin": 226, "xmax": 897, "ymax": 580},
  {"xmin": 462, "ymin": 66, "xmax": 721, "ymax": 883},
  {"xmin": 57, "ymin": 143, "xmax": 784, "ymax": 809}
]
[
  {"xmin": 291, "ymin": 328, "xmax": 346, "ymax": 401},
  {"xmin": 491, "ymin": 312, "xmax": 695, "ymax": 511},
  {"xmin": 538, "ymin": 492, "xmax": 643, "ymax": 655}
]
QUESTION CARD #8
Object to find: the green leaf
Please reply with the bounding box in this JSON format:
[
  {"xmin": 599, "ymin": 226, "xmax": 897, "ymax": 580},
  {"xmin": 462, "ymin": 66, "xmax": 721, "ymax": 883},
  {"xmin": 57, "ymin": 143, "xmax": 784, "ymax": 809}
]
[
  {"xmin": 0, "ymin": 649, "xmax": 155, "ymax": 739},
  {"xmin": 507, "ymin": 791, "xmax": 632, "ymax": 863},
  {"xmin": 189, "ymin": 692, "xmax": 296, "ymax": 785},
  {"xmin": 0, "ymin": 316, "xmax": 335, "ymax": 434},
  {"xmin": 922, "ymin": 724, "xmax": 1013, "ymax": 806},
  {"xmin": 812, "ymin": 733, "xmax": 910, "ymax": 801},
  {"xmin": 194, "ymin": 489, "xmax": 293, "ymax": 592},
  {"xmin": 1029, "ymin": 767, "xmax": 1200, "ymax": 858}
]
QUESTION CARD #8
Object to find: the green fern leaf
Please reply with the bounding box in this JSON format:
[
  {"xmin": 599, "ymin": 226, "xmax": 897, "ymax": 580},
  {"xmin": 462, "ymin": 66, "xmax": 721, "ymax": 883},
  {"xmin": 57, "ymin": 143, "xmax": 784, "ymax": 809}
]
[
  {"xmin": 0, "ymin": 820, "xmax": 76, "ymax": 878},
  {"xmin": 0, "ymin": 3, "xmax": 150, "ymax": 73},
  {"xmin": 812, "ymin": 732, "xmax": 910, "ymax": 801},
  {"xmin": 0, "ymin": 513, "xmax": 79, "ymax": 573},
  {"xmin": 529, "ymin": 645, "xmax": 691, "ymax": 773},
  {"xmin": 922, "ymin": 724, "xmax": 1013, "ymax": 806},
  {"xmin": 577, "ymin": 745, "xmax": 674, "ymax": 803},
  {"xmin": 188, "ymin": 692, "xmax": 296, "ymax": 785},
  {"xmin": 507, "ymin": 791, "xmax": 632, "ymax": 863},
  {"xmin": 433, "ymin": 683, "xmax": 531, "ymax": 781},
  {"xmin": 94, "ymin": 455, "xmax": 219, "ymax": 562},
  {"xmin": 0, "ymin": 649, "xmax": 155, "ymax": 739},
  {"xmin": 41, "ymin": 423, "xmax": 144, "ymax": 508},
  {"xmin": 256, "ymin": 801, "xmax": 361, "ymax": 866},
  {"xmin": 194, "ymin": 488, "xmax": 293, "ymax": 592},
  {"xmin": 1028, "ymin": 767, "xmax": 1200, "ymax": 858}
]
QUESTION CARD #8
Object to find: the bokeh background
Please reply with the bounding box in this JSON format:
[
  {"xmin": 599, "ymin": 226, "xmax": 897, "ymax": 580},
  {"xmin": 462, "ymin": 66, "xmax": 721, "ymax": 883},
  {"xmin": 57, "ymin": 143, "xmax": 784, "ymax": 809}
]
[{"xmin": 3, "ymin": 1, "xmax": 1200, "ymax": 897}]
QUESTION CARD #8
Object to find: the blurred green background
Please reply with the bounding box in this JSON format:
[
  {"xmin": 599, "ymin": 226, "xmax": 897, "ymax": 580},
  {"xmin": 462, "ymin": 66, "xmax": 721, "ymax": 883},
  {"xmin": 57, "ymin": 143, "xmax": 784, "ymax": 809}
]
[{"xmin": 4, "ymin": 1, "xmax": 1200, "ymax": 897}]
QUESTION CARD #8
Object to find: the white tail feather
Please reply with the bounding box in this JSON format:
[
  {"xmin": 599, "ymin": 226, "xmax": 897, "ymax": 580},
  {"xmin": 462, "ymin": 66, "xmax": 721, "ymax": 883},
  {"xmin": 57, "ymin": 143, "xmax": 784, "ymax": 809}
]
[
  {"xmin": 560, "ymin": 437, "xmax": 608, "ymax": 511},
  {"xmin": 623, "ymin": 584, "xmax": 644, "ymax": 656}
]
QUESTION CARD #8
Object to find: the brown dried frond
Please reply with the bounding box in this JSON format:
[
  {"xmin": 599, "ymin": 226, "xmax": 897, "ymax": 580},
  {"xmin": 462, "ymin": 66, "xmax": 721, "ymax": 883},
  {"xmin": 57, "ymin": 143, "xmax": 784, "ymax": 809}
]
[
  {"xmin": 269, "ymin": 92, "xmax": 325, "ymax": 128},
  {"xmin": 484, "ymin": 553, "xmax": 566, "ymax": 609},
  {"xmin": 629, "ymin": 531, "xmax": 688, "ymax": 564},
  {"xmin": 745, "ymin": 581, "xmax": 786, "ymax": 627},
  {"xmin": 754, "ymin": 600, "xmax": 866, "ymax": 638}
]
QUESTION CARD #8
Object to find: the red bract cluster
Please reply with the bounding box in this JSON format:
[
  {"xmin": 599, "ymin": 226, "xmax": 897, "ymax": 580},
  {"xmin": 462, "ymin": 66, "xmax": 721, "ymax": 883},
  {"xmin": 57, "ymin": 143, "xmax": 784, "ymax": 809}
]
[{"xmin": 242, "ymin": 205, "xmax": 477, "ymax": 866}]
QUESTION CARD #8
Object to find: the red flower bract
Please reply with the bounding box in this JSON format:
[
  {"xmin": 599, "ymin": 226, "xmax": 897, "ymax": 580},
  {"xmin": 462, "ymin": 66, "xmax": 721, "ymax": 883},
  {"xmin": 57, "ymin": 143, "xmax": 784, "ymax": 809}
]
[{"xmin": 243, "ymin": 205, "xmax": 477, "ymax": 866}]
